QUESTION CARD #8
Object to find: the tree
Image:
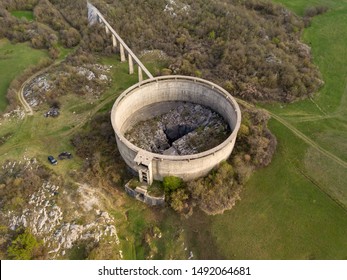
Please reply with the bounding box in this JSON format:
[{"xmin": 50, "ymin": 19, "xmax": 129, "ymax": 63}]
[
  {"xmin": 7, "ymin": 228, "xmax": 43, "ymax": 260},
  {"xmin": 163, "ymin": 176, "xmax": 182, "ymax": 193},
  {"xmin": 170, "ymin": 189, "xmax": 189, "ymax": 213}
]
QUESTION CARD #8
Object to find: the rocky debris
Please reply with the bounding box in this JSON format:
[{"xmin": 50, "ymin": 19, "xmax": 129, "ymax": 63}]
[
  {"xmin": 1, "ymin": 156, "xmax": 38, "ymax": 174},
  {"xmin": 89, "ymin": 64, "xmax": 112, "ymax": 72},
  {"xmin": 164, "ymin": 0, "xmax": 190, "ymax": 17},
  {"xmin": 77, "ymin": 64, "xmax": 112, "ymax": 82},
  {"xmin": 24, "ymin": 75, "xmax": 52, "ymax": 108},
  {"xmin": 99, "ymin": 74, "xmax": 108, "ymax": 81},
  {"xmin": 3, "ymin": 173, "xmax": 122, "ymax": 259},
  {"xmin": 47, "ymin": 210, "xmax": 119, "ymax": 257},
  {"xmin": 77, "ymin": 66, "xmax": 95, "ymax": 80},
  {"xmin": 85, "ymin": 85, "xmax": 93, "ymax": 94},
  {"xmin": 125, "ymin": 102, "xmax": 230, "ymax": 155},
  {"xmin": 266, "ymin": 53, "xmax": 282, "ymax": 64},
  {"xmin": 296, "ymin": 40, "xmax": 312, "ymax": 58},
  {"xmin": 23, "ymin": 63, "xmax": 112, "ymax": 108},
  {"xmin": 24, "ymin": 74, "xmax": 54, "ymax": 107},
  {"xmin": 0, "ymin": 132, "xmax": 12, "ymax": 146},
  {"xmin": 140, "ymin": 50, "xmax": 168, "ymax": 61},
  {"xmin": 8, "ymin": 182, "xmax": 63, "ymax": 235},
  {"xmin": 1, "ymin": 107, "xmax": 25, "ymax": 121}
]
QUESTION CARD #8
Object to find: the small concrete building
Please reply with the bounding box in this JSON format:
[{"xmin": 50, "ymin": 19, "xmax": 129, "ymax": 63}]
[{"xmin": 124, "ymin": 182, "xmax": 165, "ymax": 206}]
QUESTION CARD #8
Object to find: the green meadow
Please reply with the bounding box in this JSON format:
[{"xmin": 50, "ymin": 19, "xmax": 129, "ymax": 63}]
[
  {"xmin": 0, "ymin": 39, "xmax": 47, "ymax": 111},
  {"xmin": 192, "ymin": 0, "xmax": 347, "ymax": 259},
  {"xmin": 10, "ymin": 10, "xmax": 34, "ymax": 21}
]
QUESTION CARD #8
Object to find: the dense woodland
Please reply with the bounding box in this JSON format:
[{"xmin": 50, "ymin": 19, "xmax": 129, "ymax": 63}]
[{"xmin": 1, "ymin": 0, "xmax": 324, "ymax": 102}]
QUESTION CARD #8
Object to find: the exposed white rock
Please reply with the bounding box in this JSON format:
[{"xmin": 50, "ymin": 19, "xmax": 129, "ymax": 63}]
[
  {"xmin": 4, "ymin": 179, "xmax": 121, "ymax": 259},
  {"xmin": 164, "ymin": 0, "xmax": 190, "ymax": 17}
]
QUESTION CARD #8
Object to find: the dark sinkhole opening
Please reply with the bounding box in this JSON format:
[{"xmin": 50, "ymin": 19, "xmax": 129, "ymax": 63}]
[
  {"xmin": 164, "ymin": 124, "xmax": 194, "ymax": 145},
  {"xmin": 125, "ymin": 102, "xmax": 231, "ymax": 156}
]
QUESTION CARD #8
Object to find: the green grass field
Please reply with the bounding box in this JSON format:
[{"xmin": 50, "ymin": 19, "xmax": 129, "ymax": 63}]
[
  {"xmin": 185, "ymin": 0, "xmax": 347, "ymax": 259},
  {"xmin": 272, "ymin": 0, "xmax": 347, "ymax": 15},
  {"xmin": 0, "ymin": 39, "xmax": 47, "ymax": 111},
  {"xmin": 263, "ymin": 0, "xmax": 347, "ymax": 208},
  {"xmin": 10, "ymin": 10, "xmax": 34, "ymax": 21}
]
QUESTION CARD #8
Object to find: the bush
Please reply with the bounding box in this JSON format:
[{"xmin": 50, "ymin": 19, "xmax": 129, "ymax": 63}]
[
  {"xmin": 7, "ymin": 228, "xmax": 43, "ymax": 260},
  {"xmin": 187, "ymin": 161, "xmax": 241, "ymax": 215},
  {"xmin": 170, "ymin": 189, "xmax": 189, "ymax": 213},
  {"xmin": 304, "ymin": 6, "xmax": 328, "ymax": 18},
  {"xmin": 163, "ymin": 176, "xmax": 183, "ymax": 193}
]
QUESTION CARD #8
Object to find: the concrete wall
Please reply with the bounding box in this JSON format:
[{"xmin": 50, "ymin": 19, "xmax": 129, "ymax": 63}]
[
  {"xmin": 124, "ymin": 184, "xmax": 165, "ymax": 206},
  {"xmin": 111, "ymin": 75, "xmax": 241, "ymax": 181}
]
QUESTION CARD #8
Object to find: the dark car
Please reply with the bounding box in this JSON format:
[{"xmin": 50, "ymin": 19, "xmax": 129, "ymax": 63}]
[
  {"xmin": 48, "ymin": 156, "xmax": 58, "ymax": 165},
  {"xmin": 58, "ymin": 152, "xmax": 73, "ymax": 160}
]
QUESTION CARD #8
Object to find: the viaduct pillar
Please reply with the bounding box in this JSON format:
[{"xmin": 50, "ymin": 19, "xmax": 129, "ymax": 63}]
[
  {"xmin": 128, "ymin": 54, "xmax": 134, "ymax": 74},
  {"xmin": 112, "ymin": 34, "xmax": 117, "ymax": 47},
  {"xmin": 138, "ymin": 66, "xmax": 143, "ymax": 82},
  {"xmin": 87, "ymin": 1, "xmax": 153, "ymax": 82},
  {"xmin": 119, "ymin": 44, "xmax": 126, "ymax": 62}
]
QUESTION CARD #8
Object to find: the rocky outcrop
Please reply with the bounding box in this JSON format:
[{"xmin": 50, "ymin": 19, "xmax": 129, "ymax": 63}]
[{"xmin": 125, "ymin": 102, "xmax": 230, "ymax": 155}]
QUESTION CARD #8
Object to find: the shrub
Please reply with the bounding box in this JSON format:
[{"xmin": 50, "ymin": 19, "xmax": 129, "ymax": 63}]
[
  {"xmin": 7, "ymin": 228, "xmax": 43, "ymax": 260},
  {"xmin": 170, "ymin": 189, "xmax": 189, "ymax": 213},
  {"xmin": 304, "ymin": 6, "xmax": 328, "ymax": 18},
  {"xmin": 163, "ymin": 176, "xmax": 183, "ymax": 193},
  {"xmin": 187, "ymin": 161, "xmax": 241, "ymax": 215}
]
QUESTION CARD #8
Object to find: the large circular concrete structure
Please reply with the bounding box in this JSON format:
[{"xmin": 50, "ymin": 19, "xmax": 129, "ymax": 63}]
[{"xmin": 111, "ymin": 75, "xmax": 241, "ymax": 184}]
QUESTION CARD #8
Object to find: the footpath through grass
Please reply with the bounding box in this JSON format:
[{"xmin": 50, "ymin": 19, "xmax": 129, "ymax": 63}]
[
  {"xmin": 264, "ymin": 1, "xmax": 347, "ymax": 208},
  {"xmin": 0, "ymin": 39, "xmax": 47, "ymax": 111}
]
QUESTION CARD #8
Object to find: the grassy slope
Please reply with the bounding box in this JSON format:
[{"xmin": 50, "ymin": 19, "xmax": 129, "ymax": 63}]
[
  {"xmin": 272, "ymin": 0, "xmax": 347, "ymax": 15},
  {"xmin": 264, "ymin": 2, "xmax": 347, "ymax": 206},
  {"xmin": 0, "ymin": 39, "xmax": 47, "ymax": 111},
  {"xmin": 10, "ymin": 10, "xmax": 34, "ymax": 21},
  {"xmin": 199, "ymin": 0, "xmax": 347, "ymax": 259},
  {"xmin": 210, "ymin": 120, "xmax": 347, "ymax": 259}
]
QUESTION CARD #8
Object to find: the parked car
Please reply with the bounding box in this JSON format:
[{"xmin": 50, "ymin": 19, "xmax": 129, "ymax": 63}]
[
  {"xmin": 48, "ymin": 155, "xmax": 58, "ymax": 165},
  {"xmin": 58, "ymin": 152, "xmax": 73, "ymax": 160}
]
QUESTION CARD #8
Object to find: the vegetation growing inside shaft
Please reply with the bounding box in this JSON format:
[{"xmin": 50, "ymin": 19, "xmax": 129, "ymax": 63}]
[{"xmin": 125, "ymin": 102, "xmax": 231, "ymax": 155}]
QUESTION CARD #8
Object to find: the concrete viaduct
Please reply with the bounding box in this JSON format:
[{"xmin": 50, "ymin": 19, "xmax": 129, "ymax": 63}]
[{"xmin": 87, "ymin": 2, "xmax": 153, "ymax": 82}]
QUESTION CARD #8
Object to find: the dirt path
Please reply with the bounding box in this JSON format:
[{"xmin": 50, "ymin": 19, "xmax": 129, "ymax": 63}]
[
  {"xmin": 268, "ymin": 112, "xmax": 347, "ymax": 169},
  {"xmin": 17, "ymin": 75, "xmax": 34, "ymax": 115},
  {"xmin": 17, "ymin": 63, "xmax": 58, "ymax": 116}
]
